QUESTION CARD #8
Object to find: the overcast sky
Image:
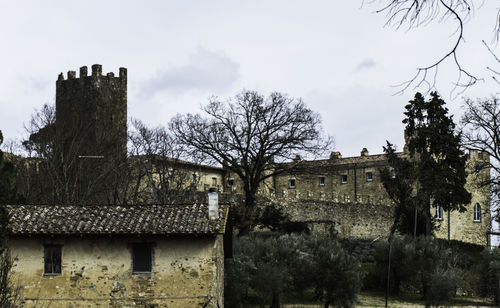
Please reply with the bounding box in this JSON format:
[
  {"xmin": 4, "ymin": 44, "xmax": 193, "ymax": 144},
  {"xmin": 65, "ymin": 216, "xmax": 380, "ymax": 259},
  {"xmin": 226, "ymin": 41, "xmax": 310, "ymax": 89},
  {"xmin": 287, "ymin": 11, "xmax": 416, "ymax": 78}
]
[{"xmin": 1, "ymin": 1, "xmax": 498, "ymax": 158}]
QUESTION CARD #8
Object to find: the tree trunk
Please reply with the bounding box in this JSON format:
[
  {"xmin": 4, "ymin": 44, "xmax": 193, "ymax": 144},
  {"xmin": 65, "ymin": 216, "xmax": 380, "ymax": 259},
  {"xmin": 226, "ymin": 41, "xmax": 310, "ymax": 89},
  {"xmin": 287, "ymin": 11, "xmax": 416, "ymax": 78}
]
[
  {"xmin": 270, "ymin": 291, "xmax": 279, "ymax": 308},
  {"xmin": 324, "ymin": 301, "xmax": 330, "ymax": 308}
]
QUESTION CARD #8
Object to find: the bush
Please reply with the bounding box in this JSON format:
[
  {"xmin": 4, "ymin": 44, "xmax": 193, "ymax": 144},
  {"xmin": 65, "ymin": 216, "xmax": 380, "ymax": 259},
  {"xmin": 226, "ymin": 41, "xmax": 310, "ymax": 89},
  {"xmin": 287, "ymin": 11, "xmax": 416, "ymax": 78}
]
[
  {"xmin": 225, "ymin": 233, "xmax": 362, "ymax": 308},
  {"xmin": 477, "ymin": 247, "xmax": 500, "ymax": 304},
  {"xmin": 372, "ymin": 235, "xmax": 462, "ymax": 306}
]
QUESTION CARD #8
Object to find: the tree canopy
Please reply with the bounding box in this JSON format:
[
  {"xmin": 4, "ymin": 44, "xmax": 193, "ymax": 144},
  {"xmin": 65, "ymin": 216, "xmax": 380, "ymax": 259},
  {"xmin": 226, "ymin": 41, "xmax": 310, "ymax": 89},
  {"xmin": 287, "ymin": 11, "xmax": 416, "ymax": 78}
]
[
  {"xmin": 381, "ymin": 92, "xmax": 471, "ymax": 236},
  {"xmin": 170, "ymin": 90, "xmax": 331, "ymax": 232}
]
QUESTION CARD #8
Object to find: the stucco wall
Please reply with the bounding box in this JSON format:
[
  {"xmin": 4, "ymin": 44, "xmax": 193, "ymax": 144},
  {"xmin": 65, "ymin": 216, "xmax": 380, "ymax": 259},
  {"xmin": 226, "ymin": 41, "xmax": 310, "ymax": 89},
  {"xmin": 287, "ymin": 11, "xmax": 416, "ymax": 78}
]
[{"xmin": 9, "ymin": 235, "xmax": 224, "ymax": 307}]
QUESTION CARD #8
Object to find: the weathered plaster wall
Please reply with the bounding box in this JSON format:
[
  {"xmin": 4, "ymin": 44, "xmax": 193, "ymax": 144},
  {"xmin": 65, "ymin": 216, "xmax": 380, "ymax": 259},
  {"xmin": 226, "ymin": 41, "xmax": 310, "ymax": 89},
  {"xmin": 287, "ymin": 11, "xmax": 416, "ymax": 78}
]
[{"xmin": 10, "ymin": 235, "xmax": 224, "ymax": 307}]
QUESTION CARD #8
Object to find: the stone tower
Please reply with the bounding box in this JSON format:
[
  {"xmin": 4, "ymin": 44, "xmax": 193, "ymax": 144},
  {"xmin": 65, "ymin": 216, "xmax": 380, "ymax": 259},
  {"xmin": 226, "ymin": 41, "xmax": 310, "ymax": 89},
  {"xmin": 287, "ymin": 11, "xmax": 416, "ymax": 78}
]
[{"xmin": 55, "ymin": 64, "xmax": 127, "ymax": 160}]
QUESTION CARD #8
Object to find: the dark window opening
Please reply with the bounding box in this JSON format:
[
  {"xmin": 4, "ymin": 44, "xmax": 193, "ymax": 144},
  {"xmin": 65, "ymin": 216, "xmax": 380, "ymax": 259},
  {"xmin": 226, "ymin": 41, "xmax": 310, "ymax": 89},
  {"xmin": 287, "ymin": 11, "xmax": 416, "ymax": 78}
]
[
  {"xmin": 44, "ymin": 245, "xmax": 62, "ymax": 275},
  {"xmin": 212, "ymin": 177, "xmax": 217, "ymax": 187},
  {"xmin": 133, "ymin": 243, "xmax": 152, "ymax": 273},
  {"xmin": 435, "ymin": 204, "xmax": 443, "ymax": 220},
  {"xmin": 289, "ymin": 179, "xmax": 296, "ymax": 188},
  {"xmin": 227, "ymin": 178, "xmax": 234, "ymax": 187},
  {"xmin": 391, "ymin": 170, "xmax": 396, "ymax": 179},
  {"xmin": 366, "ymin": 172, "xmax": 373, "ymax": 182},
  {"xmin": 319, "ymin": 176, "xmax": 325, "ymax": 186},
  {"xmin": 341, "ymin": 175, "xmax": 348, "ymax": 184}
]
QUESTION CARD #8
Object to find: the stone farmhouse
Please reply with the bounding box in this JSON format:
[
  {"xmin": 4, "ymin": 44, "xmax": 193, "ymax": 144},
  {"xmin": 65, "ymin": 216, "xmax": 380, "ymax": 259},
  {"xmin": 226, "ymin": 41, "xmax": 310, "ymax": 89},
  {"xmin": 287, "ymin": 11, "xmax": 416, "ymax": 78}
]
[{"xmin": 7, "ymin": 203, "xmax": 230, "ymax": 308}]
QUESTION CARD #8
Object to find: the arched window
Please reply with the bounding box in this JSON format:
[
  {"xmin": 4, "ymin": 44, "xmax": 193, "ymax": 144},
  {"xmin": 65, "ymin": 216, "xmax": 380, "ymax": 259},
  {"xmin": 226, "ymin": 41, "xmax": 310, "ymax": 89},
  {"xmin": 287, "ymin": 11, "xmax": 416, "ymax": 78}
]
[
  {"xmin": 474, "ymin": 203, "xmax": 481, "ymax": 222},
  {"xmin": 435, "ymin": 204, "xmax": 443, "ymax": 220}
]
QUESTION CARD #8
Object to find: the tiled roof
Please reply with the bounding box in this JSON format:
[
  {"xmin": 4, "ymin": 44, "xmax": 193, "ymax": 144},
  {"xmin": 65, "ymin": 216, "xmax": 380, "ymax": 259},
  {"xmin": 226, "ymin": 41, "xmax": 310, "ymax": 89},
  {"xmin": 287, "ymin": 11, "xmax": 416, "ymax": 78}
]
[
  {"xmin": 6, "ymin": 204, "xmax": 228, "ymax": 236},
  {"xmin": 281, "ymin": 152, "xmax": 406, "ymax": 170}
]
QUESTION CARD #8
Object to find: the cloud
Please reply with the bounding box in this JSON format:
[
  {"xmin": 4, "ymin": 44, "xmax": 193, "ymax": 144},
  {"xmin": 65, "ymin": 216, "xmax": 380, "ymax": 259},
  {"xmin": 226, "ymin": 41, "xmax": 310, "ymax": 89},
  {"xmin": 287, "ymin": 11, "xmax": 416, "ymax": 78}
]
[
  {"xmin": 355, "ymin": 58, "xmax": 376, "ymax": 71},
  {"xmin": 140, "ymin": 47, "xmax": 240, "ymax": 98}
]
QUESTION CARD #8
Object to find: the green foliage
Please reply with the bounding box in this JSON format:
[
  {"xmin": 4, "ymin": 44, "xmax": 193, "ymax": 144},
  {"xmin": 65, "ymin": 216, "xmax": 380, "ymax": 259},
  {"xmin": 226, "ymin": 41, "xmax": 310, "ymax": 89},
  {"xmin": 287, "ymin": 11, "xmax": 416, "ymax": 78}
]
[
  {"xmin": 303, "ymin": 234, "xmax": 362, "ymax": 308},
  {"xmin": 381, "ymin": 92, "xmax": 471, "ymax": 236},
  {"xmin": 373, "ymin": 235, "xmax": 462, "ymax": 306},
  {"xmin": 225, "ymin": 233, "xmax": 362, "ymax": 308},
  {"xmin": 477, "ymin": 248, "xmax": 500, "ymax": 304}
]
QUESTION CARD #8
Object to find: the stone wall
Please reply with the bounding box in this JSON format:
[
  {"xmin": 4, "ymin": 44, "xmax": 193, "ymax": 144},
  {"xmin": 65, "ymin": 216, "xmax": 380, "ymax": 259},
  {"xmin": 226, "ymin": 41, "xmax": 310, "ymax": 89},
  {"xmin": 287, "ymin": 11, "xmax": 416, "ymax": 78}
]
[
  {"xmin": 278, "ymin": 200, "xmax": 394, "ymax": 239},
  {"xmin": 10, "ymin": 235, "xmax": 224, "ymax": 307},
  {"xmin": 276, "ymin": 197, "xmax": 489, "ymax": 245}
]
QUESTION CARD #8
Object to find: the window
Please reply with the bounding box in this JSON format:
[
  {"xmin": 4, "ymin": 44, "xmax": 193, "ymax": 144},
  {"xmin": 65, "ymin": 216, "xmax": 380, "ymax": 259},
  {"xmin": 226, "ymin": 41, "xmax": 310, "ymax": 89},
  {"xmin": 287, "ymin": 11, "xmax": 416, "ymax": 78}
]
[
  {"xmin": 319, "ymin": 176, "xmax": 325, "ymax": 186},
  {"xmin": 191, "ymin": 173, "xmax": 197, "ymax": 183},
  {"xmin": 474, "ymin": 203, "xmax": 481, "ymax": 222},
  {"xmin": 227, "ymin": 178, "xmax": 234, "ymax": 187},
  {"xmin": 211, "ymin": 177, "xmax": 217, "ymax": 187},
  {"xmin": 44, "ymin": 245, "xmax": 62, "ymax": 275},
  {"xmin": 341, "ymin": 174, "xmax": 348, "ymax": 184},
  {"xmin": 391, "ymin": 170, "xmax": 396, "ymax": 179},
  {"xmin": 132, "ymin": 243, "xmax": 152, "ymax": 273},
  {"xmin": 435, "ymin": 204, "xmax": 443, "ymax": 220},
  {"xmin": 289, "ymin": 178, "xmax": 296, "ymax": 188},
  {"xmin": 366, "ymin": 172, "xmax": 373, "ymax": 182}
]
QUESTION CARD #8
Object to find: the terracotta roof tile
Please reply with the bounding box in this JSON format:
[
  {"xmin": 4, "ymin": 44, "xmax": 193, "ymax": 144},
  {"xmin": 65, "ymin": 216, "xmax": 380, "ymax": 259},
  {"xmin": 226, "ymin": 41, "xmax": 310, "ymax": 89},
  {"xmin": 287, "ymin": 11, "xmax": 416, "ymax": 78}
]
[{"xmin": 6, "ymin": 204, "xmax": 228, "ymax": 235}]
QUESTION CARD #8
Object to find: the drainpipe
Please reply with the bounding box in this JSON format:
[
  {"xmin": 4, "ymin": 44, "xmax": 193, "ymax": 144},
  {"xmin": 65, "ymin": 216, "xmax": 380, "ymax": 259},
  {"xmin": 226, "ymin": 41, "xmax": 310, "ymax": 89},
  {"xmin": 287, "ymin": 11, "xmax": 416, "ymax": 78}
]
[
  {"xmin": 354, "ymin": 163, "xmax": 357, "ymax": 202},
  {"xmin": 447, "ymin": 211, "xmax": 450, "ymax": 242}
]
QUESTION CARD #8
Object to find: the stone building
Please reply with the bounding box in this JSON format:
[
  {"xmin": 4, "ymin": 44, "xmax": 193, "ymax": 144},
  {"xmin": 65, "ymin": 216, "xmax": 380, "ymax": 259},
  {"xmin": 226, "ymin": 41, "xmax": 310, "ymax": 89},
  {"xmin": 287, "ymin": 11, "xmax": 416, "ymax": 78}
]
[
  {"xmin": 7, "ymin": 203, "xmax": 230, "ymax": 308},
  {"xmin": 13, "ymin": 64, "xmax": 491, "ymax": 247},
  {"xmin": 265, "ymin": 148, "xmax": 491, "ymax": 245}
]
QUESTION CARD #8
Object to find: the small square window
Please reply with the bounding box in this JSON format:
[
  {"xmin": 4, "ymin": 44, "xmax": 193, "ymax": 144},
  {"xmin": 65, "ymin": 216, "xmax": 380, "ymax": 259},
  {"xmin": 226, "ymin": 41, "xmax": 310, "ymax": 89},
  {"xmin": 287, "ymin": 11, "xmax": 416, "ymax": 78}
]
[
  {"xmin": 289, "ymin": 179, "xmax": 296, "ymax": 188},
  {"xmin": 319, "ymin": 176, "xmax": 325, "ymax": 186},
  {"xmin": 44, "ymin": 245, "xmax": 62, "ymax": 275},
  {"xmin": 341, "ymin": 175, "xmax": 348, "ymax": 184},
  {"xmin": 132, "ymin": 243, "xmax": 152, "ymax": 273},
  {"xmin": 227, "ymin": 178, "xmax": 234, "ymax": 187},
  {"xmin": 366, "ymin": 172, "xmax": 373, "ymax": 182}
]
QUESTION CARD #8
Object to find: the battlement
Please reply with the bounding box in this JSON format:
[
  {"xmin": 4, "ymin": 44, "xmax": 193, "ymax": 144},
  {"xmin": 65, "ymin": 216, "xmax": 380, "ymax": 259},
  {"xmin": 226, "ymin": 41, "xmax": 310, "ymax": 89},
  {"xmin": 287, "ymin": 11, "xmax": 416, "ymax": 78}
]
[
  {"xmin": 55, "ymin": 64, "xmax": 128, "ymax": 159},
  {"xmin": 57, "ymin": 64, "xmax": 127, "ymax": 82}
]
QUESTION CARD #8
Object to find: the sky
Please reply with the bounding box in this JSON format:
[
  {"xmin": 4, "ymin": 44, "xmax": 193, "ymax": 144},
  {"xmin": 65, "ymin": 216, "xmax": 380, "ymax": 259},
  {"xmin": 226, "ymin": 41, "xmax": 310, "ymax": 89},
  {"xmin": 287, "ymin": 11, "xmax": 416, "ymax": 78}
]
[{"xmin": 0, "ymin": 0, "xmax": 499, "ymax": 158}]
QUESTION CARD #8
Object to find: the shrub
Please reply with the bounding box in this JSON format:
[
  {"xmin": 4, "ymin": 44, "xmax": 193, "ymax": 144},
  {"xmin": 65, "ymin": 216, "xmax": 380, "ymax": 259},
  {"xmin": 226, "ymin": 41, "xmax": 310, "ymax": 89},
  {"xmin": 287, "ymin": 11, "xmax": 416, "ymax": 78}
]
[
  {"xmin": 225, "ymin": 233, "xmax": 362, "ymax": 308},
  {"xmin": 373, "ymin": 235, "xmax": 461, "ymax": 305}
]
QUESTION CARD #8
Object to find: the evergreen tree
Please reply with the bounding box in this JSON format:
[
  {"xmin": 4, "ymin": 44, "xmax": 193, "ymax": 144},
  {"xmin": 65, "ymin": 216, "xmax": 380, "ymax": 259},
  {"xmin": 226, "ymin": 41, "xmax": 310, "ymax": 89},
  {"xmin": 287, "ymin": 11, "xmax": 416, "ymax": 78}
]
[{"xmin": 381, "ymin": 92, "xmax": 471, "ymax": 236}]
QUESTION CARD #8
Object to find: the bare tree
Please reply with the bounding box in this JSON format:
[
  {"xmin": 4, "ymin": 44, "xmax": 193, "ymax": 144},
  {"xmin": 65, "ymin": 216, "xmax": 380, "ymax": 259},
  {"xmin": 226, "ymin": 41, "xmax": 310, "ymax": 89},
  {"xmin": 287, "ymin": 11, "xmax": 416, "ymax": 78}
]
[
  {"xmin": 461, "ymin": 97, "xmax": 500, "ymax": 204},
  {"xmin": 19, "ymin": 104, "xmax": 127, "ymax": 205},
  {"xmin": 170, "ymin": 90, "xmax": 332, "ymax": 233},
  {"xmin": 364, "ymin": 0, "xmax": 500, "ymax": 95},
  {"xmin": 127, "ymin": 119, "xmax": 200, "ymax": 204}
]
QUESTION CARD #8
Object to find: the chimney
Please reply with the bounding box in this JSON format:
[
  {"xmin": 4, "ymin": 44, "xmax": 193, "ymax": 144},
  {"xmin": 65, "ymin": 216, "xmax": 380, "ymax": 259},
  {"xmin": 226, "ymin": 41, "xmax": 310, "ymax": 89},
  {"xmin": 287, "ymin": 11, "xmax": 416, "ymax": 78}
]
[
  {"xmin": 208, "ymin": 188, "xmax": 219, "ymax": 220},
  {"xmin": 361, "ymin": 148, "xmax": 369, "ymax": 156},
  {"xmin": 330, "ymin": 151, "xmax": 342, "ymax": 160}
]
